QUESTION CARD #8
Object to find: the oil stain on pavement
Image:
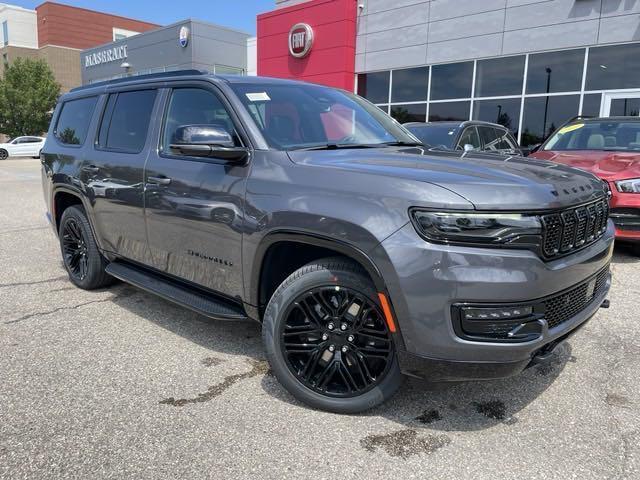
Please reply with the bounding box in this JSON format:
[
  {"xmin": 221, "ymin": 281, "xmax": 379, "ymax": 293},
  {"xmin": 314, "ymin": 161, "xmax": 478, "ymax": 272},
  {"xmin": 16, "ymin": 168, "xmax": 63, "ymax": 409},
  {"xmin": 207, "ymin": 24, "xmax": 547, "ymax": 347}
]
[
  {"xmin": 415, "ymin": 409, "xmax": 442, "ymax": 425},
  {"xmin": 160, "ymin": 359, "xmax": 270, "ymax": 407},
  {"xmin": 361, "ymin": 429, "xmax": 451, "ymax": 459},
  {"xmin": 473, "ymin": 400, "xmax": 507, "ymax": 420}
]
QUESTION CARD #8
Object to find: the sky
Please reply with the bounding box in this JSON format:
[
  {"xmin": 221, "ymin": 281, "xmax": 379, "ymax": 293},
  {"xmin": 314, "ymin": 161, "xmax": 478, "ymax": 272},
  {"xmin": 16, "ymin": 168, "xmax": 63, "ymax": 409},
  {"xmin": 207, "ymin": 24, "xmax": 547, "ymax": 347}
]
[{"xmin": 10, "ymin": 0, "xmax": 275, "ymax": 34}]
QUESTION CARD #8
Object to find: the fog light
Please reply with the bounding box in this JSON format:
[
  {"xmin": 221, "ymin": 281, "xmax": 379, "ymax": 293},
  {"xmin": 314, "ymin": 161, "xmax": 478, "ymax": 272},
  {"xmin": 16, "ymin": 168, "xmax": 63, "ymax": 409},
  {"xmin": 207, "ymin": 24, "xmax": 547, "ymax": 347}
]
[
  {"xmin": 462, "ymin": 306, "xmax": 533, "ymax": 321},
  {"xmin": 457, "ymin": 305, "xmax": 541, "ymax": 342}
]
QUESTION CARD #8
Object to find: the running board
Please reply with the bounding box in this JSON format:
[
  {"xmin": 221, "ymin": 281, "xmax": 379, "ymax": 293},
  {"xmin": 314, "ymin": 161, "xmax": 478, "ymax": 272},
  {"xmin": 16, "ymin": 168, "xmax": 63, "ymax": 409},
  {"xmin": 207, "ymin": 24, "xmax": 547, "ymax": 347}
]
[{"xmin": 105, "ymin": 262, "xmax": 248, "ymax": 321}]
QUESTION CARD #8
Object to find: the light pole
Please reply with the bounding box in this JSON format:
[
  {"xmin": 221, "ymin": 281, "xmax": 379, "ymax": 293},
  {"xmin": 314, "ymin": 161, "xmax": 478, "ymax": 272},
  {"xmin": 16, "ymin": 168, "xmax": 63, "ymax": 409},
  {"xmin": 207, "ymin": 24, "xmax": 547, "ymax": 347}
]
[{"xmin": 542, "ymin": 67, "xmax": 552, "ymax": 140}]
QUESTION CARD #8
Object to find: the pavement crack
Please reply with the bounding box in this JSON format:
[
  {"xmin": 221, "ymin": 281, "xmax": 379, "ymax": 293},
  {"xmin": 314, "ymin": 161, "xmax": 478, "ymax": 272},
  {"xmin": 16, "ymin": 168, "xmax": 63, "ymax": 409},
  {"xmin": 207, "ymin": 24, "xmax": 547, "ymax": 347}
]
[
  {"xmin": 0, "ymin": 225, "xmax": 49, "ymax": 236},
  {"xmin": 4, "ymin": 290, "xmax": 137, "ymax": 324},
  {"xmin": 160, "ymin": 359, "xmax": 270, "ymax": 407},
  {"xmin": 0, "ymin": 275, "xmax": 69, "ymax": 289}
]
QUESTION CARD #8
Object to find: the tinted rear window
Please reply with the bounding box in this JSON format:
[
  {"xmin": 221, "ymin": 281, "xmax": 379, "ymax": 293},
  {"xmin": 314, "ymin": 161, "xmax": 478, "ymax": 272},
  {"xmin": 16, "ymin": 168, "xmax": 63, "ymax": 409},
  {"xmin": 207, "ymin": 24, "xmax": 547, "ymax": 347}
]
[
  {"xmin": 55, "ymin": 96, "xmax": 98, "ymax": 145},
  {"xmin": 98, "ymin": 90, "xmax": 157, "ymax": 152}
]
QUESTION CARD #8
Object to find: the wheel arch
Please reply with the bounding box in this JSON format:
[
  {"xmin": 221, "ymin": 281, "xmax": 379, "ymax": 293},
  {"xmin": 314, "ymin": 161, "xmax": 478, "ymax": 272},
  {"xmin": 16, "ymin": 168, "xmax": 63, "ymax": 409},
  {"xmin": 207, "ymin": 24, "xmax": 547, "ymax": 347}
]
[
  {"xmin": 51, "ymin": 186, "xmax": 105, "ymax": 253},
  {"xmin": 249, "ymin": 231, "xmax": 387, "ymax": 317}
]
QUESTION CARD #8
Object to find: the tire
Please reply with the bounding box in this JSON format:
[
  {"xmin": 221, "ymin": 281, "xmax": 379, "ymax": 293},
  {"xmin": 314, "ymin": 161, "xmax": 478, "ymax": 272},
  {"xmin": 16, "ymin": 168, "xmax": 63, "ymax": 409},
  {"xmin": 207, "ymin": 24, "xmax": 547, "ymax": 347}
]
[
  {"xmin": 263, "ymin": 257, "xmax": 404, "ymax": 413},
  {"xmin": 0, "ymin": 149, "xmax": 8, "ymax": 160},
  {"xmin": 632, "ymin": 243, "xmax": 640, "ymax": 257},
  {"xmin": 59, "ymin": 205, "xmax": 113, "ymax": 290}
]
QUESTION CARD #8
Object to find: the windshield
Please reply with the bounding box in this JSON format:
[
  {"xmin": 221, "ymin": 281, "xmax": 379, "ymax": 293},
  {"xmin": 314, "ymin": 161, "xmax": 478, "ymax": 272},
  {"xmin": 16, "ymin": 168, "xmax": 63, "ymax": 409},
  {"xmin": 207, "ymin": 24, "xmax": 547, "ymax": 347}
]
[
  {"xmin": 544, "ymin": 120, "xmax": 640, "ymax": 152},
  {"xmin": 404, "ymin": 124, "xmax": 458, "ymax": 149},
  {"xmin": 229, "ymin": 82, "xmax": 419, "ymax": 150}
]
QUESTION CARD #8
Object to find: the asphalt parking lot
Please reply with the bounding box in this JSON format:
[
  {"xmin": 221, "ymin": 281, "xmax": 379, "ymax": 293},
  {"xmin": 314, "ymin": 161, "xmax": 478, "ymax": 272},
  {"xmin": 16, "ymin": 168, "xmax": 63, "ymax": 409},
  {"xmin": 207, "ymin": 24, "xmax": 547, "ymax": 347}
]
[{"xmin": 1, "ymin": 158, "xmax": 639, "ymax": 479}]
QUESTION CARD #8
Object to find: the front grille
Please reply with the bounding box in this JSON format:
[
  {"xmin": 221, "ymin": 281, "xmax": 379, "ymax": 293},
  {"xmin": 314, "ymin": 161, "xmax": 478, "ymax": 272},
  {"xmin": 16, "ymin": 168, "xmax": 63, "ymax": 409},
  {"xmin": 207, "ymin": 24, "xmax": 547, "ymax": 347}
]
[
  {"xmin": 610, "ymin": 208, "xmax": 640, "ymax": 232},
  {"xmin": 543, "ymin": 267, "xmax": 610, "ymax": 329},
  {"xmin": 541, "ymin": 198, "xmax": 609, "ymax": 258}
]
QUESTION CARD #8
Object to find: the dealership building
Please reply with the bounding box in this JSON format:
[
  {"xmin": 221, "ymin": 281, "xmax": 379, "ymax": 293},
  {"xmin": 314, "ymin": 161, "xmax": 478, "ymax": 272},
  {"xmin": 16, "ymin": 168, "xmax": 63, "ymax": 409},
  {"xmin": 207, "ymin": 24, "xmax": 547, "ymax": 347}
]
[{"xmin": 257, "ymin": 0, "xmax": 640, "ymax": 147}]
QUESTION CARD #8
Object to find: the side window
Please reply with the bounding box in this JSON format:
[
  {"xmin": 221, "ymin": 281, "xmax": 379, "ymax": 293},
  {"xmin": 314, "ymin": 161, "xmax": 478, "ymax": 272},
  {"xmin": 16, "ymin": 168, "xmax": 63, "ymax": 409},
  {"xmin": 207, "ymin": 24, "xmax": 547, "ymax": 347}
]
[
  {"xmin": 97, "ymin": 90, "xmax": 157, "ymax": 153},
  {"xmin": 478, "ymin": 126, "xmax": 500, "ymax": 151},
  {"xmin": 162, "ymin": 88, "xmax": 239, "ymax": 154},
  {"xmin": 494, "ymin": 128, "xmax": 517, "ymax": 150},
  {"xmin": 457, "ymin": 127, "xmax": 481, "ymax": 150},
  {"xmin": 55, "ymin": 96, "xmax": 98, "ymax": 145}
]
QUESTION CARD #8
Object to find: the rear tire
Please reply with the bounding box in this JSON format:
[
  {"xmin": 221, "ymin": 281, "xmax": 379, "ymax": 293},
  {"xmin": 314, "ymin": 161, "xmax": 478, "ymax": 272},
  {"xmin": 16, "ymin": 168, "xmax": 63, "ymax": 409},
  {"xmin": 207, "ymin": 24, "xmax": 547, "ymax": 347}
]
[
  {"xmin": 262, "ymin": 257, "xmax": 403, "ymax": 413},
  {"xmin": 0, "ymin": 149, "xmax": 8, "ymax": 160},
  {"xmin": 59, "ymin": 206, "xmax": 113, "ymax": 290}
]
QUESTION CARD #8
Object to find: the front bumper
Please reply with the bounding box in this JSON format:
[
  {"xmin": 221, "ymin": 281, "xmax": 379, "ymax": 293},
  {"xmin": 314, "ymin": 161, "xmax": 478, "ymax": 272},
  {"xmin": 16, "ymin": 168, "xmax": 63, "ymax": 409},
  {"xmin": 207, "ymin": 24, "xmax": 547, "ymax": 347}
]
[
  {"xmin": 609, "ymin": 188, "xmax": 640, "ymax": 242},
  {"xmin": 372, "ymin": 220, "xmax": 614, "ymax": 373}
]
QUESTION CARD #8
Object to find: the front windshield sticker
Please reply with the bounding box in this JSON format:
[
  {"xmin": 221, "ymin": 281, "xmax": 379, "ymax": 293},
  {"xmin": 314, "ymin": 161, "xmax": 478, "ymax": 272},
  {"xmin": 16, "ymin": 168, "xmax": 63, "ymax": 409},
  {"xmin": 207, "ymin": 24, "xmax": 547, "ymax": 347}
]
[
  {"xmin": 245, "ymin": 92, "xmax": 271, "ymax": 102},
  {"xmin": 558, "ymin": 123, "xmax": 585, "ymax": 135}
]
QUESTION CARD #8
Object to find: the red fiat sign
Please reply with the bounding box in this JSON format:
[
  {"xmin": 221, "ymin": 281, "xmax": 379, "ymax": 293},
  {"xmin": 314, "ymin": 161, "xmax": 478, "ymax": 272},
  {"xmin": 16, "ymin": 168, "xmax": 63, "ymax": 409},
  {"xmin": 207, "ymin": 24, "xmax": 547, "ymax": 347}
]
[{"xmin": 289, "ymin": 23, "xmax": 314, "ymax": 58}]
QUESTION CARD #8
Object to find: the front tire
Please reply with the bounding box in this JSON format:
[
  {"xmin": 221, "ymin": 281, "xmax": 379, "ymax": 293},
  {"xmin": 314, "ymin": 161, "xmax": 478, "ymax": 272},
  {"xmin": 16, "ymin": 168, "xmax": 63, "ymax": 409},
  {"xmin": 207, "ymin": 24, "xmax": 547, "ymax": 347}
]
[
  {"xmin": 59, "ymin": 206, "xmax": 113, "ymax": 290},
  {"xmin": 263, "ymin": 257, "xmax": 403, "ymax": 413},
  {"xmin": 0, "ymin": 149, "xmax": 8, "ymax": 160}
]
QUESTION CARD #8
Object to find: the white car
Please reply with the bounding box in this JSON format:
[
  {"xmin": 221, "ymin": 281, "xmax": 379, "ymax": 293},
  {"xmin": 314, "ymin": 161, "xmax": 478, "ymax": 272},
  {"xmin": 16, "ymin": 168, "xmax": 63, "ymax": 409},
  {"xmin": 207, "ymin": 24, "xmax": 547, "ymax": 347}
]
[{"xmin": 0, "ymin": 136, "xmax": 46, "ymax": 160}]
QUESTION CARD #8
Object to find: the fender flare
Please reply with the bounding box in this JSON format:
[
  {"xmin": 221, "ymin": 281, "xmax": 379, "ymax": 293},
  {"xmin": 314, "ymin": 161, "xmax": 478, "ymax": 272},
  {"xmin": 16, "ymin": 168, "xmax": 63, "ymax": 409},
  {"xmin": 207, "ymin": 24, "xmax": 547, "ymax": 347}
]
[
  {"xmin": 51, "ymin": 185, "xmax": 106, "ymax": 253},
  {"xmin": 249, "ymin": 230, "xmax": 387, "ymax": 307}
]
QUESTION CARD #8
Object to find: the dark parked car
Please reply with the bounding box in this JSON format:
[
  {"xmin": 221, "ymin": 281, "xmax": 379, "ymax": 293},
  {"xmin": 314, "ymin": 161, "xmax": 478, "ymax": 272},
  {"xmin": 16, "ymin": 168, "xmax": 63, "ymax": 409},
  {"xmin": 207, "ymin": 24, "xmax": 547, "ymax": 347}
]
[
  {"xmin": 404, "ymin": 120, "xmax": 523, "ymax": 156},
  {"xmin": 42, "ymin": 71, "xmax": 612, "ymax": 413},
  {"xmin": 529, "ymin": 116, "xmax": 640, "ymax": 254}
]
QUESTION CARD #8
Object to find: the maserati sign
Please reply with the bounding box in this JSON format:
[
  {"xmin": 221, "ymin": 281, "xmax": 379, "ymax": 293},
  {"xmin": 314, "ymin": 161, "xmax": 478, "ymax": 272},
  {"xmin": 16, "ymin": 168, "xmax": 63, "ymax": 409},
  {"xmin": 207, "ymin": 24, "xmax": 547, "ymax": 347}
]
[
  {"xmin": 289, "ymin": 23, "xmax": 314, "ymax": 58},
  {"xmin": 84, "ymin": 45, "xmax": 128, "ymax": 68}
]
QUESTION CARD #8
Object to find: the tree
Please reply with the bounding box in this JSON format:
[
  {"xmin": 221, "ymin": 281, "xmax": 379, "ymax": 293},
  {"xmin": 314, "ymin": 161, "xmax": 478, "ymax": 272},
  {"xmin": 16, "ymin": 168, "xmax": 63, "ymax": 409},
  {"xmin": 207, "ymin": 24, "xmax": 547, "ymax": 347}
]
[{"xmin": 0, "ymin": 57, "xmax": 60, "ymax": 138}]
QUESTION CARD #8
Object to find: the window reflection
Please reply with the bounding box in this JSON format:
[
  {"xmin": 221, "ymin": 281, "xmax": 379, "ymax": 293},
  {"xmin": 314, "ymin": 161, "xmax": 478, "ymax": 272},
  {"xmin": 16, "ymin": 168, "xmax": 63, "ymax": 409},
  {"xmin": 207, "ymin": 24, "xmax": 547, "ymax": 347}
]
[
  {"xmin": 611, "ymin": 98, "xmax": 640, "ymax": 117},
  {"xmin": 391, "ymin": 67, "xmax": 429, "ymax": 103},
  {"xmin": 357, "ymin": 72, "xmax": 390, "ymax": 104},
  {"xmin": 581, "ymin": 94, "xmax": 602, "ymax": 117},
  {"xmin": 587, "ymin": 43, "xmax": 640, "ymax": 91},
  {"xmin": 391, "ymin": 103, "xmax": 426, "ymax": 123},
  {"xmin": 473, "ymin": 98, "xmax": 521, "ymax": 135},
  {"xmin": 428, "ymin": 101, "xmax": 470, "ymax": 122},
  {"xmin": 521, "ymin": 95, "xmax": 579, "ymax": 146},
  {"xmin": 526, "ymin": 49, "xmax": 584, "ymax": 94},
  {"xmin": 430, "ymin": 62, "xmax": 473, "ymax": 100},
  {"xmin": 475, "ymin": 56, "xmax": 525, "ymax": 97}
]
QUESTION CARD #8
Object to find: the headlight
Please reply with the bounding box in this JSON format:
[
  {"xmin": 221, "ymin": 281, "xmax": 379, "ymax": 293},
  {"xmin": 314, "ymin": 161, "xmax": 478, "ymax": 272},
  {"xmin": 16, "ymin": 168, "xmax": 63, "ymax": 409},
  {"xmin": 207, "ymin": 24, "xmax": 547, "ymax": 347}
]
[
  {"xmin": 615, "ymin": 178, "xmax": 640, "ymax": 193},
  {"xmin": 411, "ymin": 210, "xmax": 542, "ymax": 245}
]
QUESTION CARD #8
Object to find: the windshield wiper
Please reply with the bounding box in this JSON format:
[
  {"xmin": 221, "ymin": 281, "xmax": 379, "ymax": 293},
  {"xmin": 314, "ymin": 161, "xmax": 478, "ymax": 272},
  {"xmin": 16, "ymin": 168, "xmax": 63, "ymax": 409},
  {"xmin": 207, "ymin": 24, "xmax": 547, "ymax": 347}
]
[
  {"xmin": 290, "ymin": 143, "xmax": 381, "ymax": 151},
  {"xmin": 381, "ymin": 141, "xmax": 425, "ymax": 147}
]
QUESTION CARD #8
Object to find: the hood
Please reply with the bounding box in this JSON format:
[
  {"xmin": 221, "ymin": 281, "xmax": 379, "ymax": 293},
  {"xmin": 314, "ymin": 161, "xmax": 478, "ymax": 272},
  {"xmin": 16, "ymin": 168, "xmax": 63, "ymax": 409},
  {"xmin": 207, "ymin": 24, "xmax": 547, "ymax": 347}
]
[
  {"xmin": 531, "ymin": 150, "xmax": 640, "ymax": 181},
  {"xmin": 288, "ymin": 147, "xmax": 606, "ymax": 211}
]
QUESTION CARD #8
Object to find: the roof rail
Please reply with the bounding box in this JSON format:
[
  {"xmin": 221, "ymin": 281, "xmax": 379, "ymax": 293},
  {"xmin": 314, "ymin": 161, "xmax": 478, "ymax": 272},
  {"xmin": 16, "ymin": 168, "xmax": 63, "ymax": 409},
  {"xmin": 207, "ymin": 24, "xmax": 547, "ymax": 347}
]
[{"xmin": 70, "ymin": 69, "xmax": 209, "ymax": 92}]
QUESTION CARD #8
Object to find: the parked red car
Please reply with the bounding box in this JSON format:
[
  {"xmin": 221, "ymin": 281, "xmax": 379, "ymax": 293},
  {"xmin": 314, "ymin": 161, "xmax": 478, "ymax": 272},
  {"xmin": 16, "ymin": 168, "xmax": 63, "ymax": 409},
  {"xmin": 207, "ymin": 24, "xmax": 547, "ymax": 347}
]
[{"xmin": 530, "ymin": 117, "xmax": 640, "ymax": 254}]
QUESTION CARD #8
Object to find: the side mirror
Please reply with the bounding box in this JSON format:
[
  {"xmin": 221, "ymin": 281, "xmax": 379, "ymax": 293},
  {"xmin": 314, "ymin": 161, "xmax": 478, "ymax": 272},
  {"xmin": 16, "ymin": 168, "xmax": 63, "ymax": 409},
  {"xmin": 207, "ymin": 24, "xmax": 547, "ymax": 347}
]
[
  {"xmin": 463, "ymin": 144, "xmax": 476, "ymax": 152},
  {"xmin": 169, "ymin": 124, "xmax": 248, "ymax": 163}
]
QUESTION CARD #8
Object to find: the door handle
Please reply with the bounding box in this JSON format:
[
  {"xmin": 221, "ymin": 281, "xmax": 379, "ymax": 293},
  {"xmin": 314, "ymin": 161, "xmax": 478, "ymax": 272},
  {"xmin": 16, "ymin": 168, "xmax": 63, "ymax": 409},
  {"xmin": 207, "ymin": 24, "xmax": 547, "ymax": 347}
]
[
  {"xmin": 82, "ymin": 165, "xmax": 100, "ymax": 173},
  {"xmin": 147, "ymin": 176, "xmax": 171, "ymax": 186}
]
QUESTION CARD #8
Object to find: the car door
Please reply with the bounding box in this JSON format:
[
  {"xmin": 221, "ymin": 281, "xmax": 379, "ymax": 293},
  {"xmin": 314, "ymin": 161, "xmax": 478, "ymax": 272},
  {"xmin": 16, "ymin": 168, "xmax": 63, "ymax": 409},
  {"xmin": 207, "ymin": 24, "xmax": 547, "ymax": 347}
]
[
  {"xmin": 22, "ymin": 137, "xmax": 41, "ymax": 156},
  {"xmin": 143, "ymin": 84, "xmax": 250, "ymax": 298},
  {"xmin": 455, "ymin": 126, "xmax": 482, "ymax": 151},
  {"xmin": 10, "ymin": 137, "xmax": 29, "ymax": 156},
  {"xmin": 80, "ymin": 88, "xmax": 159, "ymax": 265}
]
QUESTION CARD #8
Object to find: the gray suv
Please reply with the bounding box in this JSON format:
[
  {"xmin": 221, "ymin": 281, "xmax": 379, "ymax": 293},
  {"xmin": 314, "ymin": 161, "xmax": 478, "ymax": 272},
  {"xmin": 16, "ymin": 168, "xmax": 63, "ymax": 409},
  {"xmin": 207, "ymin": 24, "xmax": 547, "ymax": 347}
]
[{"xmin": 41, "ymin": 71, "xmax": 613, "ymax": 413}]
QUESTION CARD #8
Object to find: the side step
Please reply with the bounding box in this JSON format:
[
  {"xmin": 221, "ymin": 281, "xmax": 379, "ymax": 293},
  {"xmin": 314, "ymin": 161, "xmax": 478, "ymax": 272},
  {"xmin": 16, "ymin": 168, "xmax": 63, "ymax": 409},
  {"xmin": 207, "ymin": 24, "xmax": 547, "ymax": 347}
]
[{"xmin": 105, "ymin": 262, "xmax": 248, "ymax": 321}]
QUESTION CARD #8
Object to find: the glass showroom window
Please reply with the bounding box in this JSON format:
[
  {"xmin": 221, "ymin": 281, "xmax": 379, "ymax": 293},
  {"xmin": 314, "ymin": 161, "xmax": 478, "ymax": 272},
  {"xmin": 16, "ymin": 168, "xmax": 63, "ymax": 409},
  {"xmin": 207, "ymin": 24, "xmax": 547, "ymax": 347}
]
[
  {"xmin": 390, "ymin": 103, "xmax": 426, "ymax": 123},
  {"xmin": 429, "ymin": 101, "xmax": 470, "ymax": 122},
  {"xmin": 473, "ymin": 98, "xmax": 521, "ymax": 135},
  {"xmin": 358, "ymin": 41, "xmax": 640, "ymax": 146},
  {"xmin": 391, "ymin": 67, "xmax": 428, "ymax": 103},
  {"xmin": 586, "ymin": 43, "xmax": 640, "ymax": 91},
  {"xmin": 521, "ymin": 95, "xmax": 580, "ymax": 147},
  {"xmin": 526, "ymin": 49, "xmax": 585, "ymax": 94},
  {"xmin": 430, "ymin": 62, "xmax": 473, "ymax": 100},
  {"xmin": 475, "ymin": 56, "xmax": 525, "ymax": 98},
  {"xmin": 357, "ymin": 71, "xmax": 390, "ymax": 104}
]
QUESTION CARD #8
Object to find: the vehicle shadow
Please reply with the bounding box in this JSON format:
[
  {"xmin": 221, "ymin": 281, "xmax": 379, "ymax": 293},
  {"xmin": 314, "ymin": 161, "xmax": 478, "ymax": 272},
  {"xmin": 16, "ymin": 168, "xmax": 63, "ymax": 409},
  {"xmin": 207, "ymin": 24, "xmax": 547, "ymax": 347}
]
[{"xmin": 113, "ymin": 283, "xmax": 572, "ymax": 431}]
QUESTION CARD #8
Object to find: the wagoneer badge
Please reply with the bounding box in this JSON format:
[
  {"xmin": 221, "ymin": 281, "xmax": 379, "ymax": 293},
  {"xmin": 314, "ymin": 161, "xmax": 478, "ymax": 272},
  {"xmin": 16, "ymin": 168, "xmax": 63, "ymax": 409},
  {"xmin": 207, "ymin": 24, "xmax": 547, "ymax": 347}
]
[{"xmin": 289, "ymin": 23, "xmax": 314, "ymax": 58}]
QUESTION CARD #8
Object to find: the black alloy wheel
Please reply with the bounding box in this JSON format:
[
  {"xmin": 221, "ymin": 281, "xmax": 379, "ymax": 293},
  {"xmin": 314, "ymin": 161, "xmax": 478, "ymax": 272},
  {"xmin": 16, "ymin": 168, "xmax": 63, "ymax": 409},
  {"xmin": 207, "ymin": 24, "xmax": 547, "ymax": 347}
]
[
  {"xmin": 58, "ymin": 205, "xmax": 113, "ymax": 290},
  {"xmin": 62, "ymin": 217, "xmax": 89, "ymax": 281},
  {"xmin": 281, "ymin": 286, "xmax": 394, "ymax": 397},
  {"xmin": 0, "ymin": 149, "xmax": 8, "ymax": 160}
]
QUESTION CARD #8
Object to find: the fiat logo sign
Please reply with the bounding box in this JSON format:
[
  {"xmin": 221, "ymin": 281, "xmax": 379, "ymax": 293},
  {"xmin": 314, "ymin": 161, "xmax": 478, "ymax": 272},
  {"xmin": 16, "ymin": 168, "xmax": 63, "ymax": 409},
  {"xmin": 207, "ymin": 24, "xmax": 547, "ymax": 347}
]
[{"xmin": 289, "ymin": 23, "xmax": 314, "ymax": 58}]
